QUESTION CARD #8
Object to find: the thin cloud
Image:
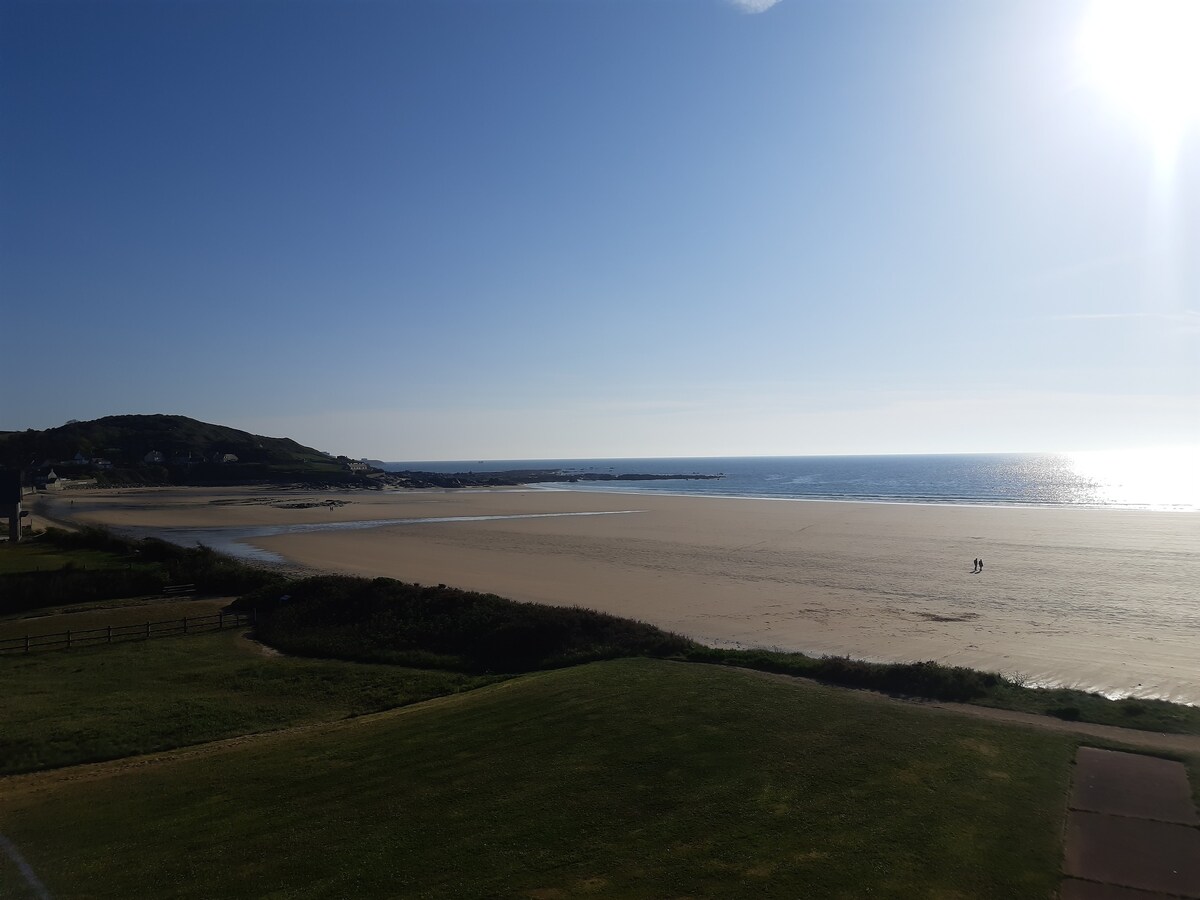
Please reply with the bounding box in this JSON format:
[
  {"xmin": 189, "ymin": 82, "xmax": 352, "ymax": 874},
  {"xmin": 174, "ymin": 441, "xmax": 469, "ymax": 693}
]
[{"xmin": 728, "ymin": 0, "xmax": 782, "ymax": 13}]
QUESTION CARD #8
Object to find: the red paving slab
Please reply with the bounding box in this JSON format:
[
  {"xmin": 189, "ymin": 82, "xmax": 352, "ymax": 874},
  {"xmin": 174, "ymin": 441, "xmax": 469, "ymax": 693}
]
[
  {"xmin": 1060, "ymin": 877, "xmax": 1184, "ymax": 899},
  {"xmin": 1072, "ymin": 747, "xmax": 1200, "ymax": 825},
  {"xmin": 1064, "ymin": 810, "xmax": 1200, "ymax": 898}
]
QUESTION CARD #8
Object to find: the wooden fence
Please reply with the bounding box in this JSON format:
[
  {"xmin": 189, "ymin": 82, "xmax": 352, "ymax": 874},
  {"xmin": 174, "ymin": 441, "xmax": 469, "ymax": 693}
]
[{"xmin": 0, "ymin": 610, "xmax": 256, "ymax": 655}]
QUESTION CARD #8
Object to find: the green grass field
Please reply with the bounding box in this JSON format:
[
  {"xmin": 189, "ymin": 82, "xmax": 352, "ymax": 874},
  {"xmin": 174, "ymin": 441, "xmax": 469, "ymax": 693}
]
[
  {"xmin": 0, "ymin": 604, "xmax": 495, "ymax": 775},
  {"xmin": 0, "ymin": 659, "xmax": 1076, "ymax": 899},
  {"xmin": 0, "ymin": 539, "xmax": 155, "ymax": 576},
  {"xmin": 0, "ymin": 596, "xmax": 228, "ymax": 638}
]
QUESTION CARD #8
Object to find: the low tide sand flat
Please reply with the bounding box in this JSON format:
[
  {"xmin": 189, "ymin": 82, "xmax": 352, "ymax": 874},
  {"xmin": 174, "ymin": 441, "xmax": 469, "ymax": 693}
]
[{"xmin": 44, "ymin": 484, "xmax": 1200, "ymax": 704}]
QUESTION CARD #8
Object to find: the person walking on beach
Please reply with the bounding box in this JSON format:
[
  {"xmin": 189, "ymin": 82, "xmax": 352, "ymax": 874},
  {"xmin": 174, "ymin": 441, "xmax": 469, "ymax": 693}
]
[
  {"xmin": 978, "ymin": 558, "xmax": 984, "ymax": 573},
  {"xmin": 972, "ymin": 558, "xmax": 979, "ymax": 573}
]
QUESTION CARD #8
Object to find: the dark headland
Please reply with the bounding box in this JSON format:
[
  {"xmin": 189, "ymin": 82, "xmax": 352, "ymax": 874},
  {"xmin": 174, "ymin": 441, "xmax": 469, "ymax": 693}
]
[{"xmin": 0, "ymin": 414, "xmax": 722, "ymax": 490}]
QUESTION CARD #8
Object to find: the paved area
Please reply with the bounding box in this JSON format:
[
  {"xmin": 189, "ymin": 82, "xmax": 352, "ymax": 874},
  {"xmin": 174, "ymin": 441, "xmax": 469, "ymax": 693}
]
[{"xmin": 1062, "ymin": 747, "xmax": 1200, "ymax": 899}]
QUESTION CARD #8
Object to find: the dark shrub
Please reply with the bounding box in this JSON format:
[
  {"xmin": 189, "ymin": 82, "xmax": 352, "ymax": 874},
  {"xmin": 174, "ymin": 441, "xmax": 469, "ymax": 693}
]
[
  {"xmin": 235, "ymin": 574, "xmax": 694, "ymax": 674},
  {"xmin": 0, "ymin": 528, "xmax": 282, "ymax": 614}
]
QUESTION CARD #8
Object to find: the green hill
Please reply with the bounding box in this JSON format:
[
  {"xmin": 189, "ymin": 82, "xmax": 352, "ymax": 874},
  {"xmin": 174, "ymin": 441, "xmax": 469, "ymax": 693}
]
[
  {"xmin": 0, "ymin": 414, "xmax": 382, "ymax": 486},
  {"xmin": 0, "ymin": 658, "xmax": 1075, "ymax": 898}
]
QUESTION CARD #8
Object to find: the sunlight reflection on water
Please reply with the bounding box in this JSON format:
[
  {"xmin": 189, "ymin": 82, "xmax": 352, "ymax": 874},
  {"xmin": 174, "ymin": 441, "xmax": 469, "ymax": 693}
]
[{"xmin": 1066, "ymin": 447, "xmax": 1200, "ymax": 510}]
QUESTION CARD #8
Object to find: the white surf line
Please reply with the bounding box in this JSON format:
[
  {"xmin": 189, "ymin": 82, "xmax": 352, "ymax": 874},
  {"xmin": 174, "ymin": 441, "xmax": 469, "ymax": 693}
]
[{"xmin": 0, "ymin": 832, "xmax": 52, "ymax": 900}]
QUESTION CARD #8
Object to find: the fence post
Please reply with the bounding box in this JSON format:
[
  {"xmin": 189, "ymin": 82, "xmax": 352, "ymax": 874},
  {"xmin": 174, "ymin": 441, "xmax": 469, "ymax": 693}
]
[
  {"xmin": 107, "ymin": 625, "xmax": 112, "ymax": 644},
  {"xmin": 183, "ymin": 617, "xmax": 188, "ymax": 634},
  {"xmin": 66, "ymin": 630, "xmax": 71, "ymax": 650},
  {"xmin": 146, "ymin": 621, "xmax": 151, "ymax": 640},
  {"xmin": 24, "ymin": 634, "xmax": 29, "ymax": 654}
]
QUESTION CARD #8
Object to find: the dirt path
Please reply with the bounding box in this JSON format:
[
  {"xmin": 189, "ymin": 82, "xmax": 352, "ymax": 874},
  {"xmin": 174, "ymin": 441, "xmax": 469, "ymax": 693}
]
[
  {"xmin": 239, "ymin": 631, "xmax": 282, "ymax": 657},
  {"xmin": 738, "ymin": 667, "xmax": 1200, "ymax": 755},
  {"xmin": 925, "ymin": 699, "xmax": 1200, "ymax": 755}
]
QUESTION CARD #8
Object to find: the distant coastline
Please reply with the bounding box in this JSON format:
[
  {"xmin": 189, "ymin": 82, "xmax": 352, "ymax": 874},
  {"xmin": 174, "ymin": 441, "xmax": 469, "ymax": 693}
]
[
  {"xmin": 386, "ymin": 468, "xmax": 723, "ymax": 489},
  {"xmin": 371, "ymin": 453, "xmax": 1200, "ymax": 512}
]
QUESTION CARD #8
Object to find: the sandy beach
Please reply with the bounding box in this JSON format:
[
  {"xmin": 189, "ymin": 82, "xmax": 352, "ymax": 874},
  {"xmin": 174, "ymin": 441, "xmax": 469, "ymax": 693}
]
[{"xmin": 38, "ymin": 485, "xmax": 1200, "ymax": 704}]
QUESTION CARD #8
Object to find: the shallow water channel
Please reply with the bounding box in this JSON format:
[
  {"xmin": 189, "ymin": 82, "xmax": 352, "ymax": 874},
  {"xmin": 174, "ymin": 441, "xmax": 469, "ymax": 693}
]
[{"xmin": 111, "ymin": 510, "xmax": 644, "ymax": 564}]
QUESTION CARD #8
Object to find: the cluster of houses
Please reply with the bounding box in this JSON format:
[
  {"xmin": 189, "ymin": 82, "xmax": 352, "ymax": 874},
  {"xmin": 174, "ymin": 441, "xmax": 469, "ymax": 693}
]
[
  {"xmin": 140, "ymin": 450, "xmax": 240, "ymax": 466},
  {"xmin": 30, "ymin": 449, "xmax": 242, "ymax": 491}
]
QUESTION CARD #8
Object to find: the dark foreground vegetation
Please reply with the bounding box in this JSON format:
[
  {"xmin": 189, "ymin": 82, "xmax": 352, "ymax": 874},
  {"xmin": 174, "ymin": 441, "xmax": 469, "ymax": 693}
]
[
  {"xmin": 683, "ymin": 646, "xmax": 1200, "ymax": 735},
  {"xmin": 230, "ymin": 574, "xmax": 692, "ymax": 673},
  {"xmin": 0, "ymin": 624, "xmax": 493, "ymax": 776},
  {"xmin": 0, "ymin": 660, "xmax": 1076, "ymax": 899},
  {"xmin": 0, "ymin": 527, "xmax": 281, "ymax": 616}
]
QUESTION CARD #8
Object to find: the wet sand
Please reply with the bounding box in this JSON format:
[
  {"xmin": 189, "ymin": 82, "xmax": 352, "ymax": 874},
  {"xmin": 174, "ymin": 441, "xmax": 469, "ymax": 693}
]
[{"xmin": 42, "ymin": 485, "xmax": 1200, "ymax": 704}]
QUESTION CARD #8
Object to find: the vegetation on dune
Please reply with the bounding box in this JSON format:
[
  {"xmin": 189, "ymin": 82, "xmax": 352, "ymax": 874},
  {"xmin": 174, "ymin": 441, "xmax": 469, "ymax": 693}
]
[
  {"xmin": 231, "ymin": 574, "xmax": 693, "ymax": 673},
  {"xmin": 683, "ymin": 647, "xmax": 1200, "ymax": 735},
  {"xmin": 684, "ymin": 646, "xmax": 1006, "ymax": 702}
]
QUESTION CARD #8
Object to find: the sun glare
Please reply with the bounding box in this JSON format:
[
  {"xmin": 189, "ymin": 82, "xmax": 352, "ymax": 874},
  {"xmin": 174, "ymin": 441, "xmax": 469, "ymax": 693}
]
[
  {"xmin": 1077, "ymin": 0, "xmax": 1200, "ymax": 157},
  {"xmin": 1066, "ymin": 446, "xmax": 1200, "ymax": 510}
]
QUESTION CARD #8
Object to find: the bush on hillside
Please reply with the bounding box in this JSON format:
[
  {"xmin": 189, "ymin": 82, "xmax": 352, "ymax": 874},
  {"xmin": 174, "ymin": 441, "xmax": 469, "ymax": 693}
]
[
  {"xmin": 682, "ymin": 646, "xmax": 1006, "ymax": 702},
  {"xmin": 43, "ymin": 528, "xmax": 282, "ymax": 594},
  {"xmin": 1, "ymin": 568, "xmax": 167, "ymax": 615},
  {"xmin": 230, "ymin": 575, "xmax": 694, "ymax": 673},
  {"xmin": 0, "ymin": 528, "xmax": 283, "ymax": 614}
]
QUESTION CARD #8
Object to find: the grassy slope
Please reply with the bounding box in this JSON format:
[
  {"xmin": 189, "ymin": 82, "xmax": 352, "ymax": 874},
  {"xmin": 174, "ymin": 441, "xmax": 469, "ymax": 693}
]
[
  {"xmin": 689, "ymin": 649, "xmax": 1200, "ymax": 736},
  {"xmin": 0, "ymin": 659, "xmax": 1074, "ymax": 899},
  {"xmin": 0, "ymin": 619, "xmax": 494, "ymax": 775},
  {"xmin": 0, "ymin": 597, "xmax": 230, "ymax": 639},
  {"xmin": 0, "ymin": 541, "xmax": 154, "ymax": 576}
]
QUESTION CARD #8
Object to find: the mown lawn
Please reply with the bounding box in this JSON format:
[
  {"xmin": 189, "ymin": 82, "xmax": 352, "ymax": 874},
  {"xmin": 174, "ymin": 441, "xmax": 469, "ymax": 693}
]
[
  {"xmin": 0, "ymin": 621, "xmax": 494, "ymax": 775},
  {"xmin": 0, "ymin": 540, "xmax": 153, "ymax": 576},
  {"xmin": 0, "ymin": 596, "xmax": 228, "ymax": 639},
  {"xmin": 0, "ymin": 659, "xmax": 1075, "ymax": 899}
]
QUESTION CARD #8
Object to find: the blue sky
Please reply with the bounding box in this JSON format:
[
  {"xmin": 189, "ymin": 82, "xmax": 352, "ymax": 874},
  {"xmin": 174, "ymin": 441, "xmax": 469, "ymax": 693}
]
[{"xmin": 3, "ymin": 0, "xmax": 1197, "ymax": 459}]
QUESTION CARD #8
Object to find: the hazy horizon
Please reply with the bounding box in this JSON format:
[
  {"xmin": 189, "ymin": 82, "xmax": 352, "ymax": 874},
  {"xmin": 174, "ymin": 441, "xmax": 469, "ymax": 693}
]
[{"xmin": 367, "ymin": 445, "xmax": 1197, "ymax": 464}]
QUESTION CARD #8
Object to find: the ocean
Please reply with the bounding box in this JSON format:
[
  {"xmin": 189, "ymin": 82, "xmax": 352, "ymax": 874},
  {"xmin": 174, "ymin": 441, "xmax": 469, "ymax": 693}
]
[{"xmin": 382, "ymin": 451, "xmax": 1200, "ymax": 512}]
